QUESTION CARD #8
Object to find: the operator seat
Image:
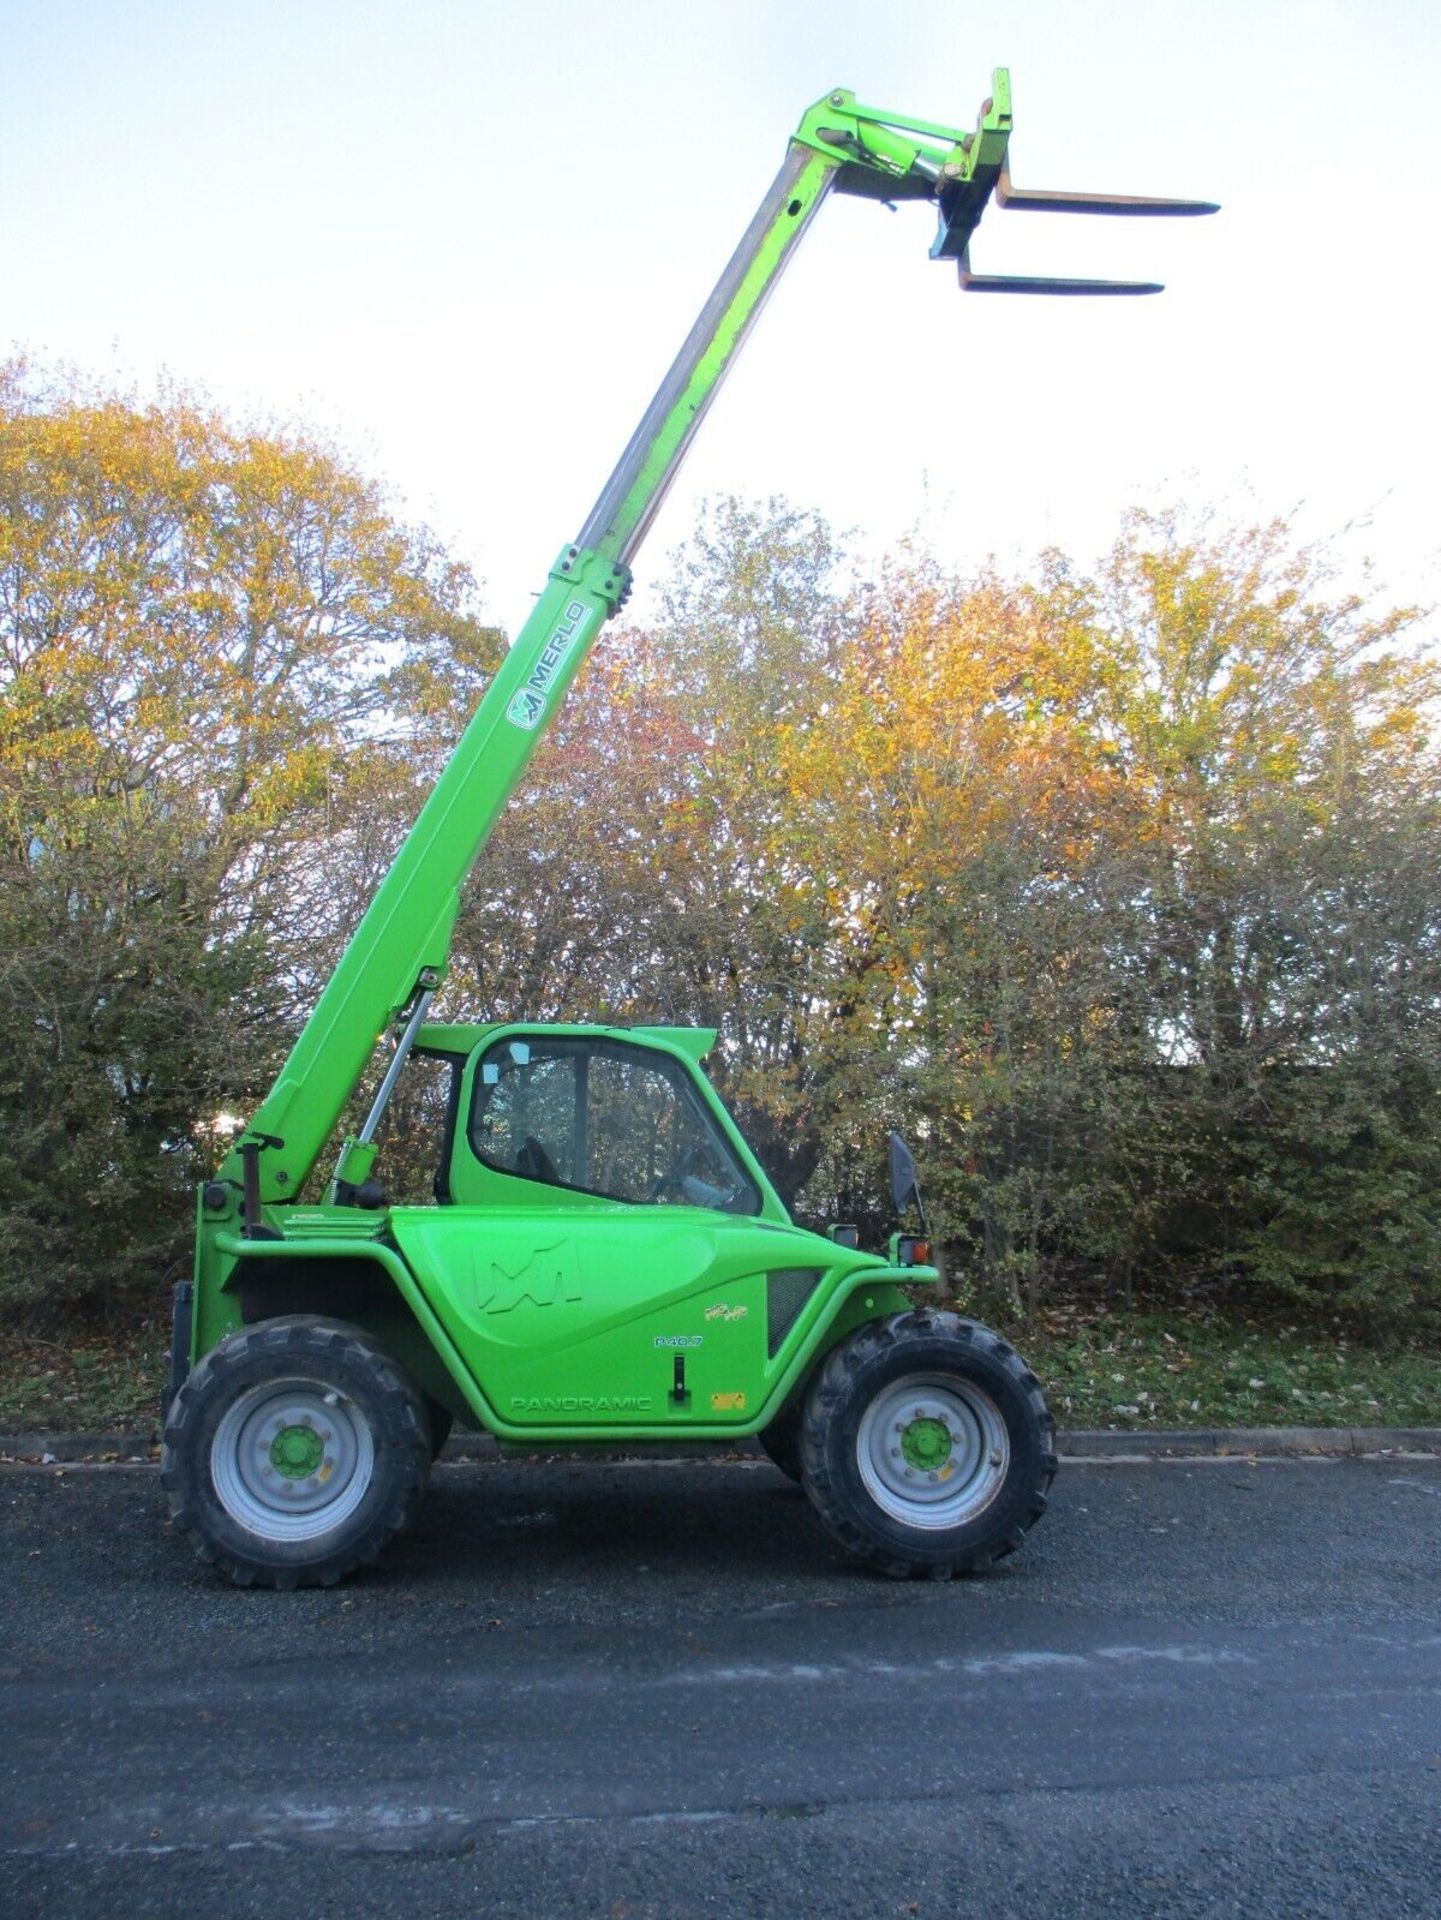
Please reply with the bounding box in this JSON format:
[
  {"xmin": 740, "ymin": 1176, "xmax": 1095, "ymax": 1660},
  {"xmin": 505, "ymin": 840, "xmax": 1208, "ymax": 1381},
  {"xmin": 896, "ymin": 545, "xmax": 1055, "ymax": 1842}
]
[{"xmin": 514, "ymin": 1134, "xmax": 561, "ymax": 1185}]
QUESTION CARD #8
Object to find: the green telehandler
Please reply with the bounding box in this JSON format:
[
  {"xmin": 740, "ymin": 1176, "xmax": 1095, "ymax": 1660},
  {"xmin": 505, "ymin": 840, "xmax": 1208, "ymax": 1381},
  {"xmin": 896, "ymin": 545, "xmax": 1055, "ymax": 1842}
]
[{"xmin": 162, "ymin": 71, "xmax": 1214, "ymax": 1588}]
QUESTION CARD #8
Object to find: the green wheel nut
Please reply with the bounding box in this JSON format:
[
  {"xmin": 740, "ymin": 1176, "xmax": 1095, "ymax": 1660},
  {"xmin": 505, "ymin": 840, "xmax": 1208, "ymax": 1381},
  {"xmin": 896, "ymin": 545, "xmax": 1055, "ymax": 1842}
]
[
  {"xmin": 900, "ymin": 1415, "xmax": 954, "ymax": 1473},
  {"xmin": 270, "ymin": 1424, "xmax": 326, "ymax": 1480}
]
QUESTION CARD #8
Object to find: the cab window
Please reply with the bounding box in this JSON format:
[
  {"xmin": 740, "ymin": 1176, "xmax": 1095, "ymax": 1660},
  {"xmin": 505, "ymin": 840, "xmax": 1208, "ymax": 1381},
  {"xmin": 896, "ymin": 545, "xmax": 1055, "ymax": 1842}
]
[{"xmin": 468, "ymin": 1036, "xmax": 760, "ymax": 1214}]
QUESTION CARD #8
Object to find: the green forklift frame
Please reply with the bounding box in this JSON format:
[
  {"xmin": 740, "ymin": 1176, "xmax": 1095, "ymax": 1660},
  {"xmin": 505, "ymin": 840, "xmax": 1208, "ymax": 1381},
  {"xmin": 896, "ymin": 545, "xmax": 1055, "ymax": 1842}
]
[{"xmin": 182, "ymin": 71, "xmax": 1214, "ymax": 1442}]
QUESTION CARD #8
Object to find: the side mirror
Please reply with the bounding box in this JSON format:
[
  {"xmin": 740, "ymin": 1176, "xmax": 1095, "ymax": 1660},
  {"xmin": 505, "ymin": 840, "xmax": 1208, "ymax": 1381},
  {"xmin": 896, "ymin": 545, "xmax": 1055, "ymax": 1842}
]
[{"xmin": 888, "ymin": 1130, "xmax": 929, "ymax": 1232}]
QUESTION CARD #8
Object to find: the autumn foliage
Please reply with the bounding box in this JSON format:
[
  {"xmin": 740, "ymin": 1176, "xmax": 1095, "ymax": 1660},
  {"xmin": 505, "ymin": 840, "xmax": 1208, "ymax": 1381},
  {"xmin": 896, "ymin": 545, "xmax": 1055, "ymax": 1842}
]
[
  {"xmin": 3, "ymin": 374, "xmax": 1438, "ymax": 1336},
  {"xmin": 452, "ymin": 501, "xmax": 1441, "ymax": 1335},
  {"xmin": 0, "ymin": 363, "xmax": 495, "ymax": 1316}
]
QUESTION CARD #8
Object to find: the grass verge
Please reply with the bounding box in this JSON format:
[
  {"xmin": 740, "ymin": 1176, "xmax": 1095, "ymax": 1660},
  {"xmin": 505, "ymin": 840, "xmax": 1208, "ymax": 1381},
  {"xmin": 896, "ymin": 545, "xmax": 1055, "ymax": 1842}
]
[
  {"xmin": 1006, "ymin": 1309, "xmax": 1439, "ymax": 1431},
  {"xmin": 0, "ymin": 1331, "xmax": 166, "ymax": 1436},
  {"xmin": 0, "ymin": 1312, "xmax": 1435, "ymax": 1437}
]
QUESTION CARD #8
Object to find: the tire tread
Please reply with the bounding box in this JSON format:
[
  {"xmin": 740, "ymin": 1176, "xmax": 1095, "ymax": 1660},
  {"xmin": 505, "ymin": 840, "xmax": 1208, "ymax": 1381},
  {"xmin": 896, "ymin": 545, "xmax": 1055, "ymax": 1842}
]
[
  {"xmin": 161, "ymin": 1314, "xmax": 430, "ymax": 1590},
  {"xmin": 798, "ymin": 1308, "xmax": 1056, "ymax": 1580}
]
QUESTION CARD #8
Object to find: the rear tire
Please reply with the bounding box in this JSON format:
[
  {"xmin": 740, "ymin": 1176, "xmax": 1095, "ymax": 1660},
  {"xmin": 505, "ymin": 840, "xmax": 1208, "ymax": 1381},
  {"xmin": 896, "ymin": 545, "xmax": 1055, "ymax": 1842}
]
[
  {"xmin": 161, "ymin": 1315, "xmax": 430, "ymax": 1589},
  {"xmin": 799, "ymin": 1309, "xmax": 1056, "ymax": 1579}
]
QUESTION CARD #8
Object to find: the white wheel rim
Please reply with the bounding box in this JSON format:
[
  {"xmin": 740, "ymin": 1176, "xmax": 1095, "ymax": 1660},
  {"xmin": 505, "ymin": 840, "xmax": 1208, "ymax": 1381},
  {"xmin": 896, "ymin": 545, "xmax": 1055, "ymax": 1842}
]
[
  {"xmin": 211, "ymin": 1377, "xmax": 375, "ymax": 1544},
  {"xmin": 856, "ymin": 1373, "xmax": 1010, "ymax": 1530}
]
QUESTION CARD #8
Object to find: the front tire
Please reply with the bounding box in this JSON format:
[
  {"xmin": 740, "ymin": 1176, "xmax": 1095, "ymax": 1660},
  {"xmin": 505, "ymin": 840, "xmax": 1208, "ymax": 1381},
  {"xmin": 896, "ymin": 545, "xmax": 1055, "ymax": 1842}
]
[
  {"xmin": 799, "ymin": 1310, "xmax": 1056, "ymax": 1579},
  {"xmin": 161, "ymin": 1315, "xmax": 431, "ymax": 1589}
]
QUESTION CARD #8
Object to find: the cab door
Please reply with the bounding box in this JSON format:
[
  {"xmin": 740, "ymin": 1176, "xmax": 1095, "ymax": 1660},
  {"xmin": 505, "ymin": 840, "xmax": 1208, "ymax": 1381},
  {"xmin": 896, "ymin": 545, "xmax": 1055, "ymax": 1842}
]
[{"xmin": 390, "ymin": 1031, "xmax": 772, "ymax": 1427}]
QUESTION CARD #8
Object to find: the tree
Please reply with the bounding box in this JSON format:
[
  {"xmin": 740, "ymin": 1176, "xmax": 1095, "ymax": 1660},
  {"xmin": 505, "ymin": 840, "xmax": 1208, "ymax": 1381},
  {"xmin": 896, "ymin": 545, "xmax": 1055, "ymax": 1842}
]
[
  {"xmin": 780, "ymin": 512, "xmax": 1440, "ymax": 1329},
  {"xmin": 9, "ymin": 389, "xmax": 1433, "ymax": 1347},
  {"xmin": 448, "ymin": 496, "xmax": 873, "ymax": 1209},
  {"xmin": 1082, "ymin": 512, "xmax": 1441, "ymax": 1327},
  {"xmin": 442, "ymin": 498, "xmax": 1440, "ymax": 1332},
  {"xmin": 0, "ymin": 360, "xmax": 494, "ymax": 1322},
  {"xmin": 783, "ymin": 549, "xmax": 1149, "ymax": 1307}
]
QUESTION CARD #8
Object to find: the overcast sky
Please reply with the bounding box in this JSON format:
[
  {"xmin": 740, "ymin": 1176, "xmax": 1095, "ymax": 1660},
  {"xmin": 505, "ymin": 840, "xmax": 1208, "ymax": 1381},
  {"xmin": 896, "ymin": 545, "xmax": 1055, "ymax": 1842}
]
[{"xmin": 6, "ymin": 0, "xmax": 1439, "ymax": 630}]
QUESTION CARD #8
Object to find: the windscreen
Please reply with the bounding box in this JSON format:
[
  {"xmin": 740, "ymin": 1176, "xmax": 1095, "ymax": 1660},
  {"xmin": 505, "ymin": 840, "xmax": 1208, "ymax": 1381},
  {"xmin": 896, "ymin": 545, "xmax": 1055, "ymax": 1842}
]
[{"xmin": 469, "ymin": 1036, "xmax": 760, "ymax": 1214}]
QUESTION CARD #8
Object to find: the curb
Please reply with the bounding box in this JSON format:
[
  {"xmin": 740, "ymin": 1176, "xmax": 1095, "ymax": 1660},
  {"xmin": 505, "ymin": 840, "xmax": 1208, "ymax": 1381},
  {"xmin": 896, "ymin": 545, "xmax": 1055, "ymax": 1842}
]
[
  {"xmin": 0, "ymin": 1432, "xmax": 156, "ymax": 1462},
  {"xmin": 2, "ymin": 1426, "xmax": 1439, "ymax": 1464},
  {"xmin": 1056, "ymin": 1426, "xmax": 1441, "ymax": 1460},
  {"xmin": 450, "ymin": 1426, "xmax": 1441, "ymax": 1463}
]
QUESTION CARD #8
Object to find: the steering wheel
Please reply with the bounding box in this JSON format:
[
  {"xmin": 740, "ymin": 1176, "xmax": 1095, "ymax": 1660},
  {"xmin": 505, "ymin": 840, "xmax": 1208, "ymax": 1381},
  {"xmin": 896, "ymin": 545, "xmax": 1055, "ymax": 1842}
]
[
  {"xmin": 647, "ymin": 1142, "xmax": 699, "ymax": 1203},
  {"xmin": 514, "ymin": 1134, "xmax": 560, "ymax": 1185}
]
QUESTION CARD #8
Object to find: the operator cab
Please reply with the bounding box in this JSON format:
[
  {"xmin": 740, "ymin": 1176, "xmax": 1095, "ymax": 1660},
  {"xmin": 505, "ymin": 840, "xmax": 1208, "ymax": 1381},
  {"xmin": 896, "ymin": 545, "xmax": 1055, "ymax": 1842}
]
[{"xmin": 413, "ymin": 1023, "xmax": 778, "ymax": 1217}]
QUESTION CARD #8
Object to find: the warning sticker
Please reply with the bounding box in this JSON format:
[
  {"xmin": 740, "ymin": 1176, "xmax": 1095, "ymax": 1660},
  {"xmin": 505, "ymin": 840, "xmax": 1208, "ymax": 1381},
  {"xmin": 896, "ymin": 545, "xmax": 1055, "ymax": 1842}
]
[{"xmin": 710, "ymin": 1391, "xmax": 746, "ymax": 1412}]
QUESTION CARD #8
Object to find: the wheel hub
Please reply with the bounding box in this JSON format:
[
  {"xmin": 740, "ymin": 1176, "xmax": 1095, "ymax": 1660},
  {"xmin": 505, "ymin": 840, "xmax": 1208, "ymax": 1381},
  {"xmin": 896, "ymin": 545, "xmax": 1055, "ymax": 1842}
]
[
  {"xmin": 856, "ymin": 1374, "xmax": 1010, "ymax": 1531},
  {"xmin": 211, "ymin": 1379, "xmax": 374, "ymax": 1543},
  {"xmin": 900, "ymin": 1414, "xmax": 953, "ymax": 1472},
  {"xmin": 270, "ymin": 1423, "xmax": 325, "ymax": 1480}
]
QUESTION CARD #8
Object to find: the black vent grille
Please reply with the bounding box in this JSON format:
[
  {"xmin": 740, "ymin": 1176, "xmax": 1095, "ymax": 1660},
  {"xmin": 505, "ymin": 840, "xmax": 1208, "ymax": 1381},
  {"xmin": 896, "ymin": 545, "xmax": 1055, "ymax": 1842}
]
[{"xmin": 766, "ymin": 1268, "xmax": 824, "ymax": 1356}]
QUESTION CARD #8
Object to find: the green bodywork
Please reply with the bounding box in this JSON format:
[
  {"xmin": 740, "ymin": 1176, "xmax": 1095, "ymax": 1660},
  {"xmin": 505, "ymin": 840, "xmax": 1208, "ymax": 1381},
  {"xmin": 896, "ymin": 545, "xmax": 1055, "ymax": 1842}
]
[
  {"xmin": 206, "ymin": 1210, "xmax": 915, "ymax": 1444},
  {"xmin": 195, "ymin": 1017, "xmax": 921, "ymax": 1440},
  {"xmin": 188, "ymin": 71, "xmax": 1178, "ymax": 1443}
]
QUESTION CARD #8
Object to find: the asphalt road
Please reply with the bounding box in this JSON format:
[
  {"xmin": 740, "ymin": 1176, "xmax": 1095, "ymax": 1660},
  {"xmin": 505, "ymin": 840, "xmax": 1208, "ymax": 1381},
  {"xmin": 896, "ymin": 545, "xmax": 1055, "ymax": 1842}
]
[{"xmin": 2, "ymin": 1452, "xmax": 1439, "ymax": 1920}]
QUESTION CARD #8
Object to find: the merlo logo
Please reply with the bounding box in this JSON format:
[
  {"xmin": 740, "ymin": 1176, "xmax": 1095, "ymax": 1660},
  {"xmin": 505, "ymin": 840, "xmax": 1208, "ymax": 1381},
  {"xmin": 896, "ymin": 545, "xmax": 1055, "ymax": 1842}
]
[
  {"xmin": 472, "ymin": 1240, "xmax": 582, "ymax": 1315},
  {"xmin": 506, "ymin": 688, "xmax": 545, "ymax": 730},
  {"xmin": 505, "ymin": 599, "xmax": 588, "ymax": 732}
]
